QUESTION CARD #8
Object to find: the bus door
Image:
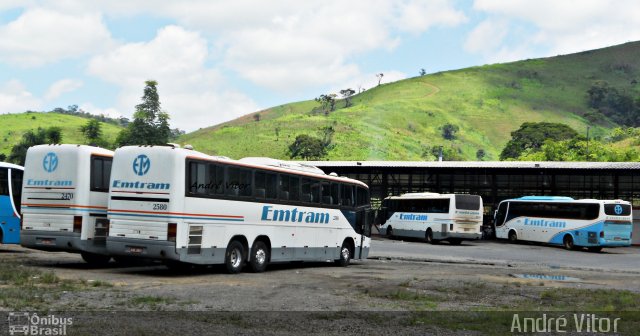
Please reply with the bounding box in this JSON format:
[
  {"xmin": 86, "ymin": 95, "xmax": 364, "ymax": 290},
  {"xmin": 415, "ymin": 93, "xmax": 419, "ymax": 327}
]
[
  {"xmin": 357, "ymin": 207, "xmax": 373, "ymax": 258},
  {"xmin": 493, "ymin": 202, "xmax": 508, "ymax": 239}
]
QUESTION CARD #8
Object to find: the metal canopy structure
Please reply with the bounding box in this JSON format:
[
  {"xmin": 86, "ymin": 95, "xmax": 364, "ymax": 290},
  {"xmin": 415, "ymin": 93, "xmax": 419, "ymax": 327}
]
[{"xmin": 304, "ymin": 161, "xmax": 640, "ymax": 211}]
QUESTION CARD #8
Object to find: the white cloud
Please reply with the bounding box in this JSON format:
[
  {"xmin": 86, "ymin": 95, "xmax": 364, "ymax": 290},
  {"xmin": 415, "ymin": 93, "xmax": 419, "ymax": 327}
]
[
  {"xmin": 45, "ymin": 79, "xmax": 83, "ymax": 100},
  {"xmin": 464, "ymin": 19, "xmax": 508, "ymax": 55},
  {"xmin": 0, "ymin": 8, "xmax": 113, "ymax": 67},
  {"xmin": 0, "ymin": 80, "xmax": 42, "ymax": 113},
  {"xmin": 87, "ymin": 25, "xmax": 259, "ymax": 130},
  {"xmin": 471, "ymin": 0, "xmax": 640, "ymax": 61}
]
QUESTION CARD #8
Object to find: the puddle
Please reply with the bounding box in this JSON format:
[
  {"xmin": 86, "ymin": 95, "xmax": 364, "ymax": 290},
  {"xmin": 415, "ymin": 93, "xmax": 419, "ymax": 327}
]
[{"xmin": 510, "ymin": 274, "xmax": 582, "ymax": 282}]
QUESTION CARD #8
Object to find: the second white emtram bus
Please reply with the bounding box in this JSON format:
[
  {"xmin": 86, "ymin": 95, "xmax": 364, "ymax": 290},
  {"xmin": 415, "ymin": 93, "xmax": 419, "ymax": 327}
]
[
  {"xmin": 21, "ymin": 144, "xmax": 114, "ymax": 264},
  {"xmin": 106, "ymin": 145, "xmax": 373, "ymax": 273},
  {"xmin": 378, "ymin": 193, "xmax": 483, "ymax": 244},
  {"xmin": 494, "ymin": 196, "xmax": 633, "ymax": 251}
]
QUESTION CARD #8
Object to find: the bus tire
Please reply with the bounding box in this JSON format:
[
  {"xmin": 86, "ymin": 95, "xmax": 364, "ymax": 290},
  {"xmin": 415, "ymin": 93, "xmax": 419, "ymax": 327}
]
[
  {"xmin": 225, "ymin": 240, "xmax": 245, "ymax": 274},
  {"xmin": 426, "ymin": 229, "xmax": 439, "ymax": 244},
  {"xmin": 587, "ymin": 246, "xmax": 603, "ymax": 253},
  {"xmin": 563, "ymin": 235, "xmax": 576, "ymax": 250},
  {"xmin": 336, "ymin": 241, "xmax": 352, "ymax": 267},
  {"xmin": 387, "ymin": 226, "xmax": 394, "ymax": 239},
  {"xmin": 508, "ymin": 230, "xmax": 518, "ymax": 243},
  {"xmin": 80, "ymin": 252, "xmax": 111, "ymax": 266},
  {"xmin": 249, "ymin": 241, "xmax": 269, "ymax": 273},
  {"xmin": 449, "ymin": 238, "xmax": 462, "ymax": 245}
]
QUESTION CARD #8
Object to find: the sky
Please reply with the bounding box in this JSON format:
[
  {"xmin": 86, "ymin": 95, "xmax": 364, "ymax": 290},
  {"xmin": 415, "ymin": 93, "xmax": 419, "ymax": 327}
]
[{"xmin": 1, "ymin": 0, "xmax": 640, "ymax": 132}]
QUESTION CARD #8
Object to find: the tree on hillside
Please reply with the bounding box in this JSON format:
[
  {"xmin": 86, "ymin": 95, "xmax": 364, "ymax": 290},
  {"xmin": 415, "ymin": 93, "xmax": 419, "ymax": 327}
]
[
  {"xmin": 314, "ymin": 94, "xmax": 337, "ymax": 115},
  {"xmin": 376, "ymin": 73, "xmax": 384, "ymax": 86},
  {"xmin": 419, "ymin": 68, "xmax": 426, "ymax": 76},
  {"xmin": 0, "ymin": 153, "xmax": 6, "ymax": 161},
  {"xmin": 441, "ymin": 124, "xmax": 459, "ymax": 140},
  {"xmin": 80, "ymin": 119, "xmax": 107, "ymax": 147},
  {"xmin": 476, "ymin": 149, "xmax": 486, "ymax": 161},
  {"xmin": 500, "ymin": 122, "xmax": 579, "ymax": 160},
  {"xmin": 340, "ymin": 88, "xmax": 356, "ymax": 107},
  {"xmin": 288, "ymin": 134, "xmax": 327, "ymax": 160},
  {"xmin": 116, "ymin": 80, "xmax": 171, "ymax": 146},
  {"xmin": 517, "ymin": 138, "xmax": 639, "ymax": 162},
  {"xmin": 8, "ymin": 127, "xmax": 63, "ymax": 165}
]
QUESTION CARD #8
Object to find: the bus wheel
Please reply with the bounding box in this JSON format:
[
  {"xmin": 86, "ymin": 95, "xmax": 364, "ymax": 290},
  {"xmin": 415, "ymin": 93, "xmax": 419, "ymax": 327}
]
[
  {"xmin": 563, "ymin": 235, "xmax": 575, "ymax": 250},
  {"xmin": 587, "ymin": 246, "xmax": 603, "ymax": 253},
  {"xmin": 250, "ymin": 241, "xmax": 269, "ymax": 273},
  {"xmin": 225, "ymin": 240, "xmax": 245, "ymax": 274},
  {"xmin": 81, "ymin": 252, "xmax": 111, "ymax": 266},
  {"xmin": 426, "ymin": 229, "xmax": 439, "ymax": 244},
  {"xmin": 335, "ymin": 241, "xmax": 352, "ymax": 267},
  {"xmin": 508, "ymin": 231, "xmax": 518, "ymax": 243},
  {"xmin": 449, "ymin": 239, "xmax": 462, "ymax": 245},
  {"xmin": 387, "ymin": 226, "xmax": 394, "ymax": 239}
]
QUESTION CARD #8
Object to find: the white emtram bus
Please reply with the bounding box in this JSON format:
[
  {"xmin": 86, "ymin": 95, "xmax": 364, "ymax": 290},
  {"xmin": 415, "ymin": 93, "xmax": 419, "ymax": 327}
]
[
  {"xmin": 494, "ymin": 196, "xmax": 633, "ymax": 251},
  {"xmin": 378, "ymin": 193, "xmax": 483, "ymax": 244},
  {"xmin": 21, "ymin": 144, "xmax": 114, "ymax": 264},
  {"xmin": 106, "ymin": 145, "xmax": 373, "ymax": 273}
]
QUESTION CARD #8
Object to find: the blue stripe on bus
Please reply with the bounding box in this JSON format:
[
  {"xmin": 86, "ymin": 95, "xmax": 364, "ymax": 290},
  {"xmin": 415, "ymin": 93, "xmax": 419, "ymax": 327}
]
[{"xmin": 107, "ymin": 212, "xmax": 245, "ymax": 222}]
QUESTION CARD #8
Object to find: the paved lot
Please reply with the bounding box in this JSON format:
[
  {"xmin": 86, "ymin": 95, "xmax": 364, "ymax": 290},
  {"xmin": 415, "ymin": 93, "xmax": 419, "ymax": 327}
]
[{"xmin": 369, "ymin": 237, "xmax": 640, "ymax": 272}]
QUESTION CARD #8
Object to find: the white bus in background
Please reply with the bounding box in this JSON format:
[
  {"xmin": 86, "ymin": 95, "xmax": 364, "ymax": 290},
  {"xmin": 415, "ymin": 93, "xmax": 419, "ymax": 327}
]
[
  {"xmin": 21, "ymin": 144, "xmax": 114, "ymax": 264},
  {"xmin": 378, "ymin": 193, "xmax": 483, "ymax": 244},
  {"xmin": 494, "ymin": 196, "xmax": 633, "ymax": 252},
  {"xmin": 106, "ymin": 145, "xmax": 373, "ymax": 273}
]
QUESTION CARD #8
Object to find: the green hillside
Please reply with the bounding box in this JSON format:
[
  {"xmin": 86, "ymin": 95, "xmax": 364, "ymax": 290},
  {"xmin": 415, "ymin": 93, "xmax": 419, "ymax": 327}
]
[
  {"xmin": 0, "ymin": 112, "xmax": 122, "ymax": 156},
  {"xmin": 180, "ymin": 41, "xmax": 640, "ymax": 160}
]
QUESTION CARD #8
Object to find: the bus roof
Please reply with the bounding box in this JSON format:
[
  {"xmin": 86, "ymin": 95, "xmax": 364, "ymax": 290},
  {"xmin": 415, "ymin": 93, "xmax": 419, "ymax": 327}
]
[
  {"xmin": 116, "ymin": 145, "xmax": 369, "ymax": 188},
  {"xmin": 27, "ymin": 144, "xmax": 114, "ymax": 157},
  {"xmin": 0, "ymin": 162, "xmax": 23, "ymax": 170},
  {"xmin": 513, "ymin": 196, "xmax": 575, "ymax": 201},
  {"xmin": 385, "ymin": 192, "xmax": 478, "ymax": 200}
]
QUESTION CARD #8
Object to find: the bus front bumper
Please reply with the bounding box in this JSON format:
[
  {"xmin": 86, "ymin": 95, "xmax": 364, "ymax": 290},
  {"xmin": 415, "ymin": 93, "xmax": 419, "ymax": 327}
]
[
  {"xmin": 106, "ymin": 237, "xmax": 180, "ymax": 261},
  {"xmin": 435, "ymin": 232, "xmax": 482, "ymax": 241}
]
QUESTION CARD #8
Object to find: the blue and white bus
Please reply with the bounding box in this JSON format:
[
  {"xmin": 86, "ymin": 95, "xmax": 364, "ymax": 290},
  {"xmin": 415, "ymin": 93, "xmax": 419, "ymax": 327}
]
[
  {"xmin": 106, "ymin": 145, "xmax": 373, "ymax": 273},
  {"xmin": 0, "ymin": 162, "xmax": 23, "ymax": 244},
  {"xmin": 494, "ymin": 196, "xmax": 633, "ymax": 252},
  {"xmin": 20, "ymin": 144, "xmax": 114, "ymax": 264}
]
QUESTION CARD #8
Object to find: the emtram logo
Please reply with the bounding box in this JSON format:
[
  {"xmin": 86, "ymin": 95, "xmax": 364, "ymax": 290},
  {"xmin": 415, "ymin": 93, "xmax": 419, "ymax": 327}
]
[
  {"xmin": 42, "ymin": 152, "xmax": 58, "ymax": 173},
  {"xmin": 614, "ymin": 205, "xmax": 623, "ymax": 215},
  {"xmin": 132, "ymin": 154, "xmax": 151, "ymax": 176}
]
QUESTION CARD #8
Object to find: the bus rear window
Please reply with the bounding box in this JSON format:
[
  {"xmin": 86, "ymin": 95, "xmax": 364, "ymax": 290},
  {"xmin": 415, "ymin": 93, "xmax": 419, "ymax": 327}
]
[
  {"xmin": 455, "ymin": 195, "xmax": 481, "ymax": 210},
  {"xmin": 604, "ymin": 204, "xmax": 631, "ymax": 216}
]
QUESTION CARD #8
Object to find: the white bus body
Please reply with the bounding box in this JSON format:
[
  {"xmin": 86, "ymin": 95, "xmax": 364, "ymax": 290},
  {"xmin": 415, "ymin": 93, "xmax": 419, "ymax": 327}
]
[
  {"xmin": 494, "ymin": 196, "xmax": 633, "ymax": 251},
  {"xmin": 378, "ymin": 193, "xmax": 483, "ymax": 244},
  {"xmin": 106, "ymin": 146, "xmax": 373, "ymax": 272},
  {"xmin": 21, "ymin": 144, "xmax": 114, "ymax": 263}
]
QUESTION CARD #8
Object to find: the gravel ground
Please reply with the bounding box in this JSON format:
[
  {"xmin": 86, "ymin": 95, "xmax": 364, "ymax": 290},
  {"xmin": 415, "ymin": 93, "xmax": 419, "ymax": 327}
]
[{"xmin": 1, "ymin": 244, "xmax": 639, "ymax": 335}]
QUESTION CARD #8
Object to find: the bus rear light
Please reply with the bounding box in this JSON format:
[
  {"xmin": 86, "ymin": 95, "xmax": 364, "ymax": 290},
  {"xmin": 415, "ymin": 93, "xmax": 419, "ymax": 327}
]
[
  {"xmin": 167, "ymin": 223, "xmax": 177, "ymax": 242},
  {"xmin": 73, "ymin": 216, "xmax": 83, "ymax": 233}
]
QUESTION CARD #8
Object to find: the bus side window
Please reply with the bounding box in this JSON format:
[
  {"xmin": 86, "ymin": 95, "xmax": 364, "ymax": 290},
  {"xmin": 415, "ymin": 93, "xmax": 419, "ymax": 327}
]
[
  {"xmin": 301, "ymin": 178, "xmax": 313, "ymax": 203},
  {"xmin": 341, "ymin": 184, "xmax": 354, "ymax": 207},
  {"xmin": 331, "ymin": 183, "xmax": 340, "ymax": 206},
  {"xmin": 0, "ymin": 168, "xmax": 7, "ymax": 197}
]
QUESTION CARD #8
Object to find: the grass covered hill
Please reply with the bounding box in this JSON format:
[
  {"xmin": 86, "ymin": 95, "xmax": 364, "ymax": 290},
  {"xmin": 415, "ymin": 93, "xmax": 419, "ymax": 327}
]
[
  {"xmin": 0, "ymin": 112, "xmax": 122, "ymax": 156},
  {"xmin": 180, "ymin": 41, "xmax": 640, "ymax": 160}
]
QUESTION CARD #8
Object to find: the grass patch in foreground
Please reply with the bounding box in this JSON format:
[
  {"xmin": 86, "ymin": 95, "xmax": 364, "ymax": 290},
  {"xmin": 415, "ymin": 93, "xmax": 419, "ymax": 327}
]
[{"xmin": 0, "ymin": 259, "xmax": 113, "ymax": 310}]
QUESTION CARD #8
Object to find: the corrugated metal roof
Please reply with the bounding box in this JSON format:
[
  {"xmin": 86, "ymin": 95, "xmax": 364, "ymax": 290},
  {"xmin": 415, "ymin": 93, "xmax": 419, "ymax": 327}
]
[{"xmin": 300, "ymin": 161, "xmax": 640, "ymax": 170}]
